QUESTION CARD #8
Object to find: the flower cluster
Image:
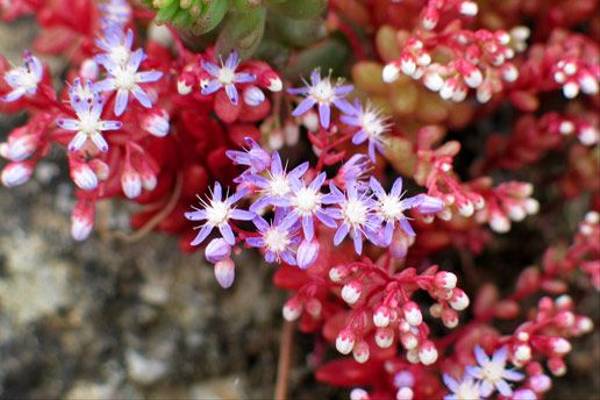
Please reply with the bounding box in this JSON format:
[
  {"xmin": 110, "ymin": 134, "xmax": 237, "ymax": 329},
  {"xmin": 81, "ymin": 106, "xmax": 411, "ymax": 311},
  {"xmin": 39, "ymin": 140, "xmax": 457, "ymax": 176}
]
[{"xmin": 1, "ymin": 0, "xmax": 599, "ymax": 399}]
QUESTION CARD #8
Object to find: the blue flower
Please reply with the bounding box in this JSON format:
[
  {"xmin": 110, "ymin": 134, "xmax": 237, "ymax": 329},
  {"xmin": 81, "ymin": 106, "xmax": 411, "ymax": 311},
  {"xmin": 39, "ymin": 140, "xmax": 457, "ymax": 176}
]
[
  {"xmin": 246, "ymin": 209, "xmax": 299, "ymax": 266},
  {"xmin": 185, "ymin": 182, "xmax": 255, "ymax": 246},
  {"xmin": 325, "ymin": 181, "xmax": 381, "ymax": 255},
  {"xmin": 98, "ymin": 0, "xmax": 132, "ymax": 28},
  {"xmin": 2, "ymin": 51, "xmax": 43, "ymax": 102},
  {"xmin": 282, "ymin": 172, "xmax": 338, "ymax": 241},
  {"xmin": 95, "ymin": 26, "xmax": 134, "ymax": 67},
  {"xmin": 200, "ymin": 51, "xmax": 256, "ymax": 105},
  {"xmin": 288, "ymin": 69, "xmax": 354, "ymax": 129},
  {"xmin": 56, "ymin": 82, "xmax": 122, "ymax": 152},
  {"xmin": 443, "ymin": 373, "xmax": 482, "ymax": 400},
  {"xmin": 466, "ymin": 346, "xmax": 525, "ymax": 397},
  {"xmin": 226, "ymin": 137, "xmax": 271, "ymax": 174},
  {"xmin": 369, "ymin": 176, "xmax": 430, "ymax": 245},
  {"xmin": 95, "ymin": 47, "xmax": 163, "ymax": 116},
  {"xmin": 341, "ymin": 100, "xmax": 391, "ymax": 162},
  {"xmin": 245, "ymin": 152, "xmax": 309, "ymax": 213}
]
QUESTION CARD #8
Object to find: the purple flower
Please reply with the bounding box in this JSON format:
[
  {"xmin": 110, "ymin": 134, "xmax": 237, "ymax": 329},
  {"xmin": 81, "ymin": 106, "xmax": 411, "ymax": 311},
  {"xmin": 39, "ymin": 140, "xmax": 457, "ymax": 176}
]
[
  {"xmin": 337, "ymin": 154, "xmax": 371, "ymax": 185},
  {"xmin": 245, "ymin": 152, "xmax": 309, "ymax": 212},
  {"xmin": 370, "ymin": 177, "xmax": 428, "ymax": 244},
  {"xmin": 341, "ymin": 100, "xmax": 390, "ymax": 162},
  {"xmin": 2, "ymin": 51, "xmax": 43, "ymax": 102},
  {"xmin": 466, "ymin": 346, "xmax": 525, "ymax": 397},
  {"xmin": 200, "ymin": 51, "xmax": 256, "ymax": 105},
  {"xmin": 56, "ymin": 87, "xmax": 122, "ymax": 152},
  {"xmin": 443, "ymin": 373, "xmax": 481, "ymax": 400},
  {"xmin": 95, "ymin": 48, "xmax": 163, "ymax": 116},
  {"xmin": 185, "ymin": 182, "xmax": 255, "ymax": 246},
  {"xmin": 227, "ymin": 137, "xmax": 272, "ymax": 174},
  {"xmin": 98, "ymin": 0, "xmax": 132, "ymax": 28},
  {"xmin": 246, "ymin": 210, "xmax": 299, "ymax": 266},
  {"xmin": 288, "ymin": 69, "xmax": 354, "ymax": 129},
  {"xmin": 325, "ymin": 182, "xmax": 381, "ymax": 255},
  {"xmin": 282, "ymin": 172, "xmax": 338, "ymax": 241},
  {"xmin": 95, "ymin": 26, "xmax": 134, "ymax": 67}
]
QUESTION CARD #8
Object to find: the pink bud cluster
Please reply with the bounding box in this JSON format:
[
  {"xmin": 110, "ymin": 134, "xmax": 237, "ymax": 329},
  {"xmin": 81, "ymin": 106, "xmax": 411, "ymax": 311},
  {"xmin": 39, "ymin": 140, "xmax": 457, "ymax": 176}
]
[{"xmin": 383, "ymin": 5, "xmax": 527, "ymax": 103}]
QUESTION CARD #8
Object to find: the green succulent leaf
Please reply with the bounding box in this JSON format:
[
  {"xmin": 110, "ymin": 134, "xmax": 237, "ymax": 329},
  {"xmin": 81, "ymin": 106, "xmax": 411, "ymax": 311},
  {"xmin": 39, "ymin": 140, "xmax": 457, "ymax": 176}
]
[{"xmin": 216, "ymin": 8, "xmax": 267, "ymax": 59}]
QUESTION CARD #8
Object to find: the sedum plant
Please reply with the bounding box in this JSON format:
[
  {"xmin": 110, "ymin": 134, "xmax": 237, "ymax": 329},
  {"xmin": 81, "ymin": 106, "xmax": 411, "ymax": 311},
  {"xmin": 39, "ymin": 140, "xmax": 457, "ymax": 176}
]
[{"xmin": 1, "ymin": 0, "xmax": 598, "ymax": 399}]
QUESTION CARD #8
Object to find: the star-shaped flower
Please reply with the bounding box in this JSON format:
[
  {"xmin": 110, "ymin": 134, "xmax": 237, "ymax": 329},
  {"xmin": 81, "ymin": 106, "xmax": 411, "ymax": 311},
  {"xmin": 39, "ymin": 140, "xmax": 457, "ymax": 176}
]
[
  {"xmin": 200, "ymin": 51, "xmax": 256, "ymax": 105},
  {"xmin": 2, "ymin": 51, "xmax": 43, "ymax": 103},
  {"xmin": 185, "ymin": 182, "xmax": 255, "ymax": 246},
  {"xmin": 288, "ymin": 69, "xmax": 354, "ymax": 129}
]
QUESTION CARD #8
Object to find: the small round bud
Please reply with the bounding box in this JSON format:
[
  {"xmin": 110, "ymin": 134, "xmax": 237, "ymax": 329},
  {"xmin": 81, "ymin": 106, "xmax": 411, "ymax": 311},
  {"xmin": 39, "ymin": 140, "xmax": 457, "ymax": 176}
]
[
  {"xmin": 514, "ymin": 343, "xmax": 532, "ymax": 362},
  {"xmin": 400, "ymin": 333, "xmax": 419, "ymax": 350},
  {"xmin": 353, "ymin": 341, "xmax": 370, "ymax": 364},
  {"xmin": 305, "ymin": 298, "xmax": 322, "ymax": 318},
  {"xmin": 336, "ymin": 329, "xmax": 356, "ymax": 355},
  {"xmin": 341, "ymin": 281, "xmax": 362, "ymax": 305},
  {"xmin": 214, "ymin": 258, "xmax": 236, "ymax": 289},
  {"xmin": 205, "ymin": 238, "xmax": 232, "ymax": 263},
  {"xmin": 550, "ymin": 337, "xmax": 571, "ymax": 355},
  {"xmin": 396, "ymin": 387, "xmax": 414, "ymax": 400},
  {"xmin": 548, "ymin": 357, "xmax": 566, "ymax": 376},
  {"xmin": 449, "ymin": 288, "xmax": 470, "ymax": 311},
  {"xmin": 418, "ymin": 341, "xmax": 438, "ymax": 365},
  {"xmin": 373, "ymin": 305, "xmax": 391, "ymax": 328},
  {"xmin": 350, "ymin": 388, "xmax": 369, "ymax": 400},
  {"xmin": 329, "ymin": 265, "xmax": 347, "ymax": 283},
  {"xmin": 375, "ymin": 328, "xmax": 394, "ymax": 348},
  {"xmin": 403, "ymin": 302, "xmax": 423, "ymax": 326},
  {"xmin": 383, "ymin": 63, "xmax": 400, "ymax": 83},
  {"xmin": 282, "ymin": 298, "xmax": 302, "ymax": 321},
  {"xmin": 441, "ymin": 308, "xmax": 459, "ymax": 328},
  {"xmin": 435, "ymin": 271, "xmax": 457, "ymax": 290}
]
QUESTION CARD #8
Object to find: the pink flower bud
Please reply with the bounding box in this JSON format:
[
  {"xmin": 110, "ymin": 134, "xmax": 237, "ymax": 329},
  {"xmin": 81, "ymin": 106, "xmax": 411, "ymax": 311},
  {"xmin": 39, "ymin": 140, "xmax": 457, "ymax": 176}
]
[
  {"xmin": 5, "ymin": 134, "xmax": 38, "ymax": 161},
  {"xmin": 513, "ymin": 389, "xmax": 538, "ymax": 400},
  {"xmin": 297, "ymin": 239, "xmax": 319, "ymax": 269},
  {"xmin": 421, "ymin": 6, "xmax": 439, "ymax": 30},
  {"xmin": 434, "ymin": 271, "xmax": 457, "ymax": 290},
  {"xmin": 550, "ymin": 337, "xmax": 571, "ymax": 355},
  {"xmin": 418, "ymin": 341, "xmax": 438, "ymax": 365},
  {"xmin": 341, "ymin": 281, "xmax": 362, "ymax": 305},
  {"xmin": 90, "ymin": 159, "xmax": 110, "ymax": 181},
  {"xmin": 71, "ymin": 163, "xmax": 98, "ymax": 191},
  {"xmin": 261, "ymin": 71, "xmax": 282, "ymax": 92},
  {"xmin": 442, "ymin": 308, "xmax": 459, "ymax": 328},
  {"xmin": 373, "ymin": 305, "xmax": 391, "ymax": 328},
  {"xmin": 141, "ymin": 172, "xmax": 157, "ymax": 191},
  {"xmin": 403, "ymin": 302, "xmax": 423, "ymax": 326},
  {"xmin": 575, "ymin": 316, "xmax": 594, "ymax": 334},
  {"xmin": 71, "ymin": 200, "xmax": 95, "ymax": 241},
  {"xmin": 350, "ymin": 388, "xmax": 369, "ymax": 400},
  {"xmin": 305, "ymin": 298, "xmax": 322, "ymax": 318},
  {"xmin": 375, "ymin": 327, "xmax": 394, "ymax": 348},
  {"xmin": 513, "ymin": 343, "xmax": 532, "ymax": 362},
  {"xmin": 383, "ymin": 62, "xmax": 400, "ymax": 83},
  {"xmin": 401, "ymin": 332, "xmax": 419, "ymax": 350},
  {"xmin": 214, "ymin": 258, "xmax": 236, "ymax": 289},
  {"xmin": 529, "ymin": 374, "xmax": 552, "ymax": 393},
  {"xmin": 335, "ymin": 329, "xmax": 355, "ymax": 355},
  {"xmin": 205, "ymin": 238, "xmax": 231, "ymax": 263},
  {"xmin": 459, "ymin": 1, "xmax": 478, "ymax": 16},
  {"xmin": 243, "ymin": 86, "xmax": 265, "ymax": 106},
  {"xmin": 282, "ymin": 297, "xmax": 302, "ymax": 321},
  {"xmin": 548, "ymin": 357, "xmax": 566, "ymax": 376},
  {"xmin": 396, "ymin": 387, "xmax": 414, "ymax": 400},
  {"xmin": 400, "ymin": 54, "xmax": 417, "ymax": 76},
  {"xmin": 449, "ymin": 288, "xmax": 470, "ymax": 311},
  {"xmin": 554, "ymin": 311, "xmax": 575, "ymax": 328},
  {"xmin": 143, "ymin": 109, "xmax": 170, "ymax": 137},
  {"xmin": 353, "ymin": 340, "xmax": 370, "ymax": 364},
  {"xmin": 328, "ymin": 264, "xmax": 348, "ymax": 283},
  {"xmin": 80, "ymin": 59, "xmax": 99, "ymax": 80},
  {"xmin": 121, "ymin": 169, "xmax": 142, "ymax": 199},
  {"xmin": 1, "ymin": 161, "xmax": 34, "ymax": 187}
]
